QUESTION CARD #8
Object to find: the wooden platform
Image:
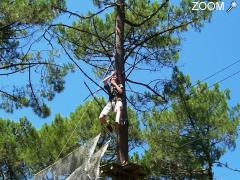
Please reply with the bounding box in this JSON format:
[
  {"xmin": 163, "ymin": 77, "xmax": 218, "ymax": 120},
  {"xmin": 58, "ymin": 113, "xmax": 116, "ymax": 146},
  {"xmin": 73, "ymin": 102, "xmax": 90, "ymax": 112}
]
[{"xmin": 101, "ymin": 162, "xmax": 146, "ymax": 180}]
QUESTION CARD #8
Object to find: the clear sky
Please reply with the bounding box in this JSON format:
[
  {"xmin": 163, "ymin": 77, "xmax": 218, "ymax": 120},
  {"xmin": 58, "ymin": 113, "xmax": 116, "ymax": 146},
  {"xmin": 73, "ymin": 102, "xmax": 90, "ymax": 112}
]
[{"xmin": 1, "ymin": 1, "xmax": 240, "ymax": 179}]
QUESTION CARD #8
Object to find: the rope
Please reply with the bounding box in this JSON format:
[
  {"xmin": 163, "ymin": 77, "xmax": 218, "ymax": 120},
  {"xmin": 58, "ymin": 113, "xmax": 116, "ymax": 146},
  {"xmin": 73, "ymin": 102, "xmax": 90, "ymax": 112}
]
[
  {"xmin": 34, "ymin": 62, "xmax": 113, "ymax": 177},
  {"xmin": 55, "ymin": 64, "xmax": 113, "ymax": 161}
]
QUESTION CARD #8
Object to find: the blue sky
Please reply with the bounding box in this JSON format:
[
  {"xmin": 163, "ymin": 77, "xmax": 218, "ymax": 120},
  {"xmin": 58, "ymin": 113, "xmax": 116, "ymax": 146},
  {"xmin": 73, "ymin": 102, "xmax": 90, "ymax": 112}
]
[{"xmin": 1, "ymin": 0, "xmax": 240, "ymax": 179}]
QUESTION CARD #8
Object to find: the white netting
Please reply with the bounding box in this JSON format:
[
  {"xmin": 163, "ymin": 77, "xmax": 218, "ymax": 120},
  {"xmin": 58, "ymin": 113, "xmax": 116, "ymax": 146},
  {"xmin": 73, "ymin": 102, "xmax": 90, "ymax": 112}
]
[
  {"xmin": 66, "ymin": 140, "xmax": 110, "ymax": 180},
  {"xmin": 34, "ymin": 134, "xmax": 101, "ymax": 180}
]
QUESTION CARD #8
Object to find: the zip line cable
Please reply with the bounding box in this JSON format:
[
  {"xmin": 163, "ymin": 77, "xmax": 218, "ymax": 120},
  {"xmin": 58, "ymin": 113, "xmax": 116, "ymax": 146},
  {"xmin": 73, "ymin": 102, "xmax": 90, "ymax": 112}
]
[
  {"xmin": 208, "ymin": 69, "xmax": 240, "ymax": 88},
  {"xmin": 192, "ymin": 59, "xmax": 240, "ymax": 87}
]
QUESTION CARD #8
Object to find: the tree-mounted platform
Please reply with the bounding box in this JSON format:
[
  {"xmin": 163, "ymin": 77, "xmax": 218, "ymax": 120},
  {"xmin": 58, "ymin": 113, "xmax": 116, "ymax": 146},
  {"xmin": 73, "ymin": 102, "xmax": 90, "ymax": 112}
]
[{"xmin": 101, "ymin": 162, "xmax": 146, "ymax": 180}]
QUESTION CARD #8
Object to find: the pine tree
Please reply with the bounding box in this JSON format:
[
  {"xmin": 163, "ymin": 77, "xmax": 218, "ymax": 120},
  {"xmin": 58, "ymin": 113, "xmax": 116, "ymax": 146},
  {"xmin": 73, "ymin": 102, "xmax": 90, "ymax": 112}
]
[
  {"xmin": 0, "ymin": 1, "xmax": 222, "ymax": 178},
  {"xmin": 0, "ymin": 117, "xmax": 39, "ymax": 179},
  {"xmin": 0, "ymin": 0, "xmax": 73, "ymax": 118},
  {"xmin": 54, "ymin": 0, "xmax": 217, "ymax": 173},
  {"xmin": 142, "ymin": 70, "xmax": 240, "ymax": 179}
]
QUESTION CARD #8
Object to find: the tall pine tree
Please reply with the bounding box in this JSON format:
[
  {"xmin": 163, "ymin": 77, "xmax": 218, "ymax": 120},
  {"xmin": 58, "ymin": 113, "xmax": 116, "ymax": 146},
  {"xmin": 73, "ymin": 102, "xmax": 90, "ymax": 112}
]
[
  {"xmin": 54, "ymin": 0, "xmax": 218, "ymax": 170},
  {"xmin": 142, "ymin": 70, "xmax": 240, "ymax": 179}
]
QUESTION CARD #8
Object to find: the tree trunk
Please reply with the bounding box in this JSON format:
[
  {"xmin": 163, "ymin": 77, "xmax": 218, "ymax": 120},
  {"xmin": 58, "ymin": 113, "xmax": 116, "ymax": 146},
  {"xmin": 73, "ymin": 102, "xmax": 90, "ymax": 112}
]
[
  {"xmin": 207, "ymin": 163, "xmax": 213, "ymax": 180},
  {"xmin": 207, "ymin": 157, "xmax": 214, "ymax": 180},
  {"xmin": 114, "ymin": 0, "xmax": 128, "ymax": 165}
]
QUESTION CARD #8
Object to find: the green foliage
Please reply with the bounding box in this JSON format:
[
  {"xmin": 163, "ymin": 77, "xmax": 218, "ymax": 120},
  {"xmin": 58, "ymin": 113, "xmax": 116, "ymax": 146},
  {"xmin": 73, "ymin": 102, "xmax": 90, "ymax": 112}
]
[
  {"xmin": 34, "ymin": 98, "xmax": 142, "ymax": 169},
  {"xmin": 0, "ymin": 117, "xmax": 39, "ymax": 179},
  {"xmin": 1, "ymin": 1, "xmax": 237, "ymax": 179},
  {"xmin": 0, "ymin": 0, "xmax": 73, "ymax": 118},
  {"xmin": 54, "ymin": 0, "xmax": 221, "ymax": 118},
  {"xmin": 59, "ymin": 0, "xmax": 217, "ymax": 77},
  {"xmin": 141, "ymin": 70, "xmax": 240, "ymax": 179},
  {"xmin": 0, "ymin": 0, "xmax": 64, "ymax": 24},
  {"xmin": 0, "ymin": 0, "xmax": 220, "ymax": 117},
  {"xmin": 0, "ymin": 98, "xmax": 141, "ymax": 178},
  {"xmin": 0, "ymin": 88, "xmax": 239, "ymax": 179}
]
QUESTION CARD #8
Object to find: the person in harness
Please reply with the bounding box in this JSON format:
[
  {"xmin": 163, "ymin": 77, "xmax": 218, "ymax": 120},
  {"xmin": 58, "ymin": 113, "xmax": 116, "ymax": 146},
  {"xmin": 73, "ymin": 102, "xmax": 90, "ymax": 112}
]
[{"xmin": 99, "ymin": 71, "xmax": 123, "ymax": 132}]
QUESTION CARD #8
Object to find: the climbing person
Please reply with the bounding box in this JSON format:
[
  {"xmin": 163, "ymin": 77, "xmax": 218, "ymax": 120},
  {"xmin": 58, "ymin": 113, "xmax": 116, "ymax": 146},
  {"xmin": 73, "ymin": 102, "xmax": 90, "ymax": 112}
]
[{"xmin": 99, "ymin": 71, "xmax": 123, "ymax": 132}]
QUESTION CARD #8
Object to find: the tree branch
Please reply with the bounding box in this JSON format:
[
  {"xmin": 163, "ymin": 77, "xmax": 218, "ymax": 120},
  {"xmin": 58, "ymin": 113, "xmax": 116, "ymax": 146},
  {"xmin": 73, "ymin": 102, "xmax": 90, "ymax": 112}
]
[
  {"xmin": 0, "ymin": 62, "xmax": 64, "ymax": 70},
  {"xmin": 28, "ymin": 64, "xmax": 42, "ymax": 114},
  {"xmin": 125, "ymin": 0, "xmax": 169, "ymax": 27},
  {"xmin": 214, "ymin": 162, "xmax": 240, "ymax": 173},
  {"xmin": 125, "ymin": 21, "xmax": 193, "ymax": 60},
  {"xmin": 92, "ymin": 18, "xmax": 113, "ymax": 64},
  {"xmin": 83, "ymin": 81, "xmax": 103, "ymax": 109},
  {"xmin": 58, "ymin": 40, "xmax": 108, "ymax": 94},
  {"xmin": 126, "ymin": 78, "xmax": 166, "ymax": 101},
  {"xmin": 50, "ymin": 23, "xmax": 114, "ymax": 46},
  {"xmin": 52, "ymin": 4, "xmax": 114, "ymax": 20}
]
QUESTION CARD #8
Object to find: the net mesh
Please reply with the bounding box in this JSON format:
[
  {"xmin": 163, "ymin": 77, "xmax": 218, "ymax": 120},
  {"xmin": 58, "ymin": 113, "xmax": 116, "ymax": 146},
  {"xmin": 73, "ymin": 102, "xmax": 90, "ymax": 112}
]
[
  {"xmin": 34, "ymin": 134, "xmax": 101, "ymax": 180},
  {"xmin": 66, "ymin": 140, "xmax": 110, "ymax": 180}
]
